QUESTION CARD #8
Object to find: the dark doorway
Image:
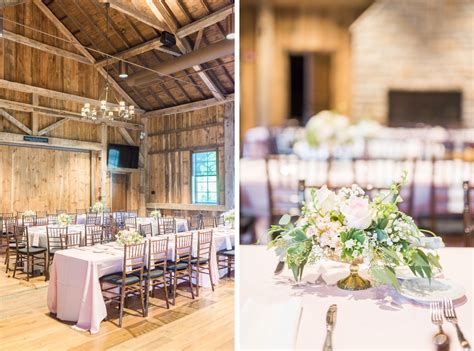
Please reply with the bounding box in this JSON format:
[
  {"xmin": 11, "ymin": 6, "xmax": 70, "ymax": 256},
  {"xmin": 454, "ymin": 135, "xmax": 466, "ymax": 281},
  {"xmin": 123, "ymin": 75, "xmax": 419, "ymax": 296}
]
[
  {"xmin": 289, "ymin": 53, "xmax": 331, "ymax": 125},
  {"xmin": 388, "ymin": 90, "xmax": 462, "ymax": 127}
]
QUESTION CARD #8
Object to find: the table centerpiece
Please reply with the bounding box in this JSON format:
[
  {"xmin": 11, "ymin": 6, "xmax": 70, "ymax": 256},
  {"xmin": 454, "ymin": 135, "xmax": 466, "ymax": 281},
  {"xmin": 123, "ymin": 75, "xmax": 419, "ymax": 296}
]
[
  {"xmin": 91, "ymin": 201, "xmax": 104, "ymax": 213},
  {"xmin": 268, "ymin": 174, "xmax": 443, "ymax": 290},
  {"xmin": 23, "ymin": 210, "xmax": 36, "ymax": 217},
  {"xmin": 117, "ymin": 229, "xmax": 145, "ymax": 246},
  {"xmin": 223, "ymin": 209, "xmax": 235, "ymax": 228},
  {"xmin": 57, "ymin": 213, "xmax": 72, "ymax": 227},
  {"xmin": 150, "ymin": 209, "xmax": 161, "ymax": 219}
]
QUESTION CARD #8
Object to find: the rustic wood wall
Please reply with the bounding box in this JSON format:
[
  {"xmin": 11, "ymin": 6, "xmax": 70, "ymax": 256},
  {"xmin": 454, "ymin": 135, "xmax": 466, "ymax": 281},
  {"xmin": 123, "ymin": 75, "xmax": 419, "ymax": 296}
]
[
  {"xmin": 0, "ymin": 2, "xmax": 141, "ymax": 213},
  {"xmin": 146, "ymin": 102, "xmax": 234, "ymax": 211}
]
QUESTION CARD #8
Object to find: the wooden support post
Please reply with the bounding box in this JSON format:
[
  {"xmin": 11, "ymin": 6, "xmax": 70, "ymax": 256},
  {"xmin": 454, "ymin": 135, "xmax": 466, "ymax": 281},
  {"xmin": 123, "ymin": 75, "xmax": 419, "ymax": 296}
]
[
  {"xmin": 224, "ymin": 102, "xmax": 235, "ymax": 209},
  {"xmin": 100, "ymin": 124, "xmax": 108, "ymax": 207},
  {"xmin": 31, "ymin": 94, "xmax": 39, "ymax": 135},
  {"xmin": 139, "ymin": 124, "xmax": 148, "ymax": 217}
]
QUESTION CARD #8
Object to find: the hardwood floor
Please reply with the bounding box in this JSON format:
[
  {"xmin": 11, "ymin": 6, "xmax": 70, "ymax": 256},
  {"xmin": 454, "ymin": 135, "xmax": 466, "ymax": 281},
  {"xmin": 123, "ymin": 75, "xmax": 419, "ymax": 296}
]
[{"xmin": 0, "ymin": 256, "xmax": 234, "ymax": 350}]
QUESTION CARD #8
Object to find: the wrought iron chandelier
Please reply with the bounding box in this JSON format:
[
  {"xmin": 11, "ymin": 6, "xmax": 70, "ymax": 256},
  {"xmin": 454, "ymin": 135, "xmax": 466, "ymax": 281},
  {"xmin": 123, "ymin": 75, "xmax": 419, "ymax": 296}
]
[{"xmin": 81, "ymin": 2, "xmax": 135, "ymax": 121}]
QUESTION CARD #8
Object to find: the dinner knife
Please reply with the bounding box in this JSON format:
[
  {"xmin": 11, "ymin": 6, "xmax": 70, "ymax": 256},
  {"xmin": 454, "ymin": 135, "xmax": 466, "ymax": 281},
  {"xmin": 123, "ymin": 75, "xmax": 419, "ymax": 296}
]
[{"xmin": 323, "ymin": 304, "xmax": 337, "ymax": 351}]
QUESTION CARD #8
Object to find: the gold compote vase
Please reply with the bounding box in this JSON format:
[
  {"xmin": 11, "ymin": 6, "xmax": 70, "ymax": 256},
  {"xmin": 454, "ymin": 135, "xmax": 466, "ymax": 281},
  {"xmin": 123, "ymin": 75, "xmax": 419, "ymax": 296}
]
[{"xmin": 336, "ymin": 256, "xmax": 371, "ymax": 291}]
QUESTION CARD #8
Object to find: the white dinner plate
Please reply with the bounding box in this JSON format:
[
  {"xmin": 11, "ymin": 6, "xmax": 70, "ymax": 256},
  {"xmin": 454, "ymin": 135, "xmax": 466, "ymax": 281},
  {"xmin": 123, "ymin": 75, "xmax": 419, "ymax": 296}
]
[
  {"xmin": 395, "ymin": 266, "xmax": 442, "ymax": 280},
  {"xmin": 399, "ymin": 278, "xmax": 465, "ymax": 302}
]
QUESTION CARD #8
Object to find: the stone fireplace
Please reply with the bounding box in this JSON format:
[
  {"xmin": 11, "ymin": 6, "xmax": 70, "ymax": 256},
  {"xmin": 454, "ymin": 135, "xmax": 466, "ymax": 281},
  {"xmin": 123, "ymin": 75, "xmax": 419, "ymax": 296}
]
[{"xmin": 350, "ymin": 0, "xmax": 473, "ymax": 127}]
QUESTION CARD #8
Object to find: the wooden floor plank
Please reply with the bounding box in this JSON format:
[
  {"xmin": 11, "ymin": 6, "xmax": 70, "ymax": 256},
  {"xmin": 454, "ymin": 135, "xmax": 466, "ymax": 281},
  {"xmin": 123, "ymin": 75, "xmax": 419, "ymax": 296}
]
[{"xmin": 0, "ymin": 254, "xmax": 234, "ymax": 350}]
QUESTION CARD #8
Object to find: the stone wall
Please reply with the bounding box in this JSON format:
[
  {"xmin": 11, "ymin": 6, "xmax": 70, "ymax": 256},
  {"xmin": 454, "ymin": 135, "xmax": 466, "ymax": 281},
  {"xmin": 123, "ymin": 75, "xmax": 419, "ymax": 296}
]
[{"xmin": 351, "ymin": 0, "xmax": 474, "ymax": 126}]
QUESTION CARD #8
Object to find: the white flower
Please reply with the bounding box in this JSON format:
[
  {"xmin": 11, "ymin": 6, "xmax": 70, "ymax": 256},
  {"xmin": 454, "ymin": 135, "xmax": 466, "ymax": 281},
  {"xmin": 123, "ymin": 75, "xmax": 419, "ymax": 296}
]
[
  {"xmin": 344, "ymin": 239, "xmax": 355, "ymax": 249},
  {"xmin": 315, "ymin": 185, "xmax": 338, "ymax": 214},
  {"xmin": 340, "ymin": 196, "xmax": 373, "ymax": 230},
  {"xmin": 24, "ymin": 210, "xmax": 36, "ymax": 217},
  {"xmin": 306, "ymin": 225, "xmax": 318, "ymax": 237},
  {"xmin": 416, "ymin": 237, "xmax": 445, "ymax": 250}
]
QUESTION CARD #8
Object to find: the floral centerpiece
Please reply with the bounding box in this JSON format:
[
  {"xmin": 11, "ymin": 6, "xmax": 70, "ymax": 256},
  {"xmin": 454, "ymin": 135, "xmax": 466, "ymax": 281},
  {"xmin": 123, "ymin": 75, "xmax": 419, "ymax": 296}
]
[
  {"xmin": 268, "ymin": 174, "xmax": 443, "ymax": 290},
  {"xmin": 57, "ymin": 213, "xmax": 72, "ymax": 227},
  {"xmin": 223, "ymin": 209, "xmax": 235, "ymax": 228},
  {"xmin": 117, "ymin": 229, "xmax": 145, "ymax": 246},
  {"xmin": 150, "ymin": 209, "xmax": 161, "ymax": 219},
  {"xmin": 305, "ymin": 110, "xmax": 352, "ymax": 148},
  {"xmin": 23, "ymin": 210, "xmax": 36, "ymax": 217},
  {"xmin": 92, "ymin": 201, "xmax": 104, "ymax": 213}
]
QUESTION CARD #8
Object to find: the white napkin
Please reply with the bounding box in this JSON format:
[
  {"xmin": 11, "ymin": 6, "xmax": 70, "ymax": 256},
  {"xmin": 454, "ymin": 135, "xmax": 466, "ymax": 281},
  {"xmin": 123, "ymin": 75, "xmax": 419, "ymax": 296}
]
[{"xmin": 241, "ymin": 298, "xmax": 303, "ymax": 350}]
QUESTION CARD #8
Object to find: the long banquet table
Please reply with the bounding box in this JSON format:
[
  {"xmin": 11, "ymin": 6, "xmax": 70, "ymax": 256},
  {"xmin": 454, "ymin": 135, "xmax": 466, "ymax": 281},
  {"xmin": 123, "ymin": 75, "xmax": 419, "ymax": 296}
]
[
  {"xmin": 75, "ymin": 215, "xmax": 189, "ymax": 233},
  {"xmin": 240, "ymin": 246, "xmax": 473, "ymax": 350},
  {"xmin": 47, "ymin": 227, "xmax": 234, "ymax": 333}
]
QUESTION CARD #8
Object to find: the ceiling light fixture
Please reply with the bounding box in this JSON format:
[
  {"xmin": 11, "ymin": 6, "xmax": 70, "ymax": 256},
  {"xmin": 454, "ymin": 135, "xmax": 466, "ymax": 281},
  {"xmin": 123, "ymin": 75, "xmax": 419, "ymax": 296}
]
[
  {"xmin": 118, "ymin": 60, "xmax": 128, "ymax": 79},
  {"xmin": 226, "ymin": 10, "xmax": 235, "ymax": 40}
]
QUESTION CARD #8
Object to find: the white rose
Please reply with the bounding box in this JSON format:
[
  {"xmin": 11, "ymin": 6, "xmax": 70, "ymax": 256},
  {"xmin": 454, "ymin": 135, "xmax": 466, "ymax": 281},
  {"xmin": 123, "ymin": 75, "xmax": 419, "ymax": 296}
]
[
  {"xmin": 340, "ymin": 196, "xmax": 373, "ymax": 230},
  {"xmin": 417, "ymin": 236, "xmax": 445, "ymax": 250},
  {"xmin": 316, "ymin": 185, "xmax": 338, "ymax": 214}
]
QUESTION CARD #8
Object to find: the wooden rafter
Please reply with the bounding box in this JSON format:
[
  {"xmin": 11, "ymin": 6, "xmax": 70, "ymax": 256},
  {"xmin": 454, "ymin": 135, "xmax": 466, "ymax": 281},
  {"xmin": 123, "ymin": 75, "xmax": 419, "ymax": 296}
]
[
  {"xmin": 0, "ymin": 98, "xmax": 143, "ymax": 131},
  {"xmin": 104, "ymin": 0, "xmax": 168, "ymax": 32},
  {"xmin": 32, "ymin": 0, "xmax": 140, "ymax": 108},
  {"xmin": 38, "ymin": 118, "xmax": 68, "ymax": 136},
  {"xmin": 175, "ymin": 4, "xmax": 233, "ymax": 38},
  {"xmin": 146, "ymin": 0, "xmax": 225, "ymax": 101},
  {"xmin": 143, "ymin": 94, "xmax": 234, "ymax": 117},
  {"xmin": 118, "ymin": 127, "xmax": 136, "ymax": 146},
  {"xmin": 0, "ymin": 109, "xmax": 32, "ymax": 135},
  {"xmin": 2, "ymin": 30, "xmax": 91, "ymax": 64}
]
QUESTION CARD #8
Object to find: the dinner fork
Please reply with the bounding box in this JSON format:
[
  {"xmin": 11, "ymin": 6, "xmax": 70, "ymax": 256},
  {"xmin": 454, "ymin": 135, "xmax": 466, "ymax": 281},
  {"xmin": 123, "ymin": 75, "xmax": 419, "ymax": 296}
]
[
  {"xmin": 430, "ymin": 301, "xmax": 450, "ymax": 351},
  {"xmin": 443, "ymin": 298, "xmax": 471, "ymax": 351}
]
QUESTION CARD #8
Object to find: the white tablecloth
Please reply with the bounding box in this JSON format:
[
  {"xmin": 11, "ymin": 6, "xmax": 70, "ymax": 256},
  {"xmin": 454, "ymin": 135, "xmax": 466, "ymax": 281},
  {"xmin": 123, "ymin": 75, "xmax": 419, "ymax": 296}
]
[
  {"xmin": 47, "ymin": 228, "xmax": 234, "ymax": 333},
  {"xmin": 28, "ymin": 225, "xmax": 85, "ymax": 247},
  {"xmin": 240, "ymin": 246, "xmax": 473, "ymax": 350}
]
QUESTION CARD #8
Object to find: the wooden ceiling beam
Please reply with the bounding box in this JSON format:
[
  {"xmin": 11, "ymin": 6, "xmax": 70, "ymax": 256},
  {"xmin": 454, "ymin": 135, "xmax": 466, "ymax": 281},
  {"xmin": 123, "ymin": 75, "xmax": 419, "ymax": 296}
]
[
  {"xmin": 0, "ymin": 131, "xmax": 103, "ymax": 151},
  {"xmin": 2, "ymin": 30, "xmax": 91, "ymax": 64},
  {"xmin": 0, "ymin": 98, "xmax": 144, "ymax": 131},
  {"xmin": 0, "ymin": 109, "xmax": 32, "ymax": 135},
  {"xmin": 143, "ymin": 93, "xmax": 234, "ymax": 117},
  {"xmin": 176, "ymin": 4, "xmax": 233, "ymax": 38},
  {"xmin": 103, "ymin": 0, "xmax": 168, "ymax": 32},
  {"xmin": 118, "ymin": 127, "xmax": 137, "ymax": 146},
  {"xmin": 146, "ymin": 0, "xmax": 225, "ymax": 101},
  {"xmin": 0, "ymin": 79, "xmax": 142, "ymax": 111},
  {"xmin": 32, "ymin": 0, "xmax": 140, "ymax": 108}
]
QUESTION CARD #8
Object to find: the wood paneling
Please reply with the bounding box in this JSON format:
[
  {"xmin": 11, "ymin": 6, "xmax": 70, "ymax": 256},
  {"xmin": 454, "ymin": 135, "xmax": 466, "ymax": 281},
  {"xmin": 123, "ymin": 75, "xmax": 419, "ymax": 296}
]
[
  {"xmin": 111, "ymin": 173, "xmax": 127, "ymax": 211},
  {"xmin": 0, "ymin": 145, "xmax": 94, "ymax": 213},
  {"xmin": 146, "ymin": 103, "xmax": 233, "ymax": 210}
]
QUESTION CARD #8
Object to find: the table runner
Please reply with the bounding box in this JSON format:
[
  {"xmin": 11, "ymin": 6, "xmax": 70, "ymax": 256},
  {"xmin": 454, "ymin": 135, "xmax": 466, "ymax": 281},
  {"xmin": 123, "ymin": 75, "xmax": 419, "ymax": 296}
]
[
  {"xmin": 240, "ymin": 246, "xmax": 473, "ymax": 350},
  {"xmin": 47, "ymin": 228, "xmax": 234, "ymax": 333}
]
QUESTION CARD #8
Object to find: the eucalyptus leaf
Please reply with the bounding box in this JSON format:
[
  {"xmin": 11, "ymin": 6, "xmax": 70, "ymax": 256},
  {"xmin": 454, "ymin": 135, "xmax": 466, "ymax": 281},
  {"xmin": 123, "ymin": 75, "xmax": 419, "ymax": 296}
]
[
  {"xmin": 375, "ymin": 228, "xmax": 387, "ymax": 241},
  {"xmin": 279, "ymin": 214, "xmax": 291, "ymax": 226}
]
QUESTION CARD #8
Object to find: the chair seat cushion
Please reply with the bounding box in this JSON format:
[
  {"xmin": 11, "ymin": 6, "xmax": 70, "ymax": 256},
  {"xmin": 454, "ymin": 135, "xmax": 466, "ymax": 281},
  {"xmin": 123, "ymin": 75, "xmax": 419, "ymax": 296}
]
[
  {"xmin": 49, "ymin": 247, "xmax": 62, "ymax": 254},
  {"xmin": 100, "ymin": 272, "xmax": 140, "ymax": 286},
  {"xmin": 218, "ymin": 249, "xmax": 234, "ymax": 257},
  {"xmin": 135, "ymin": 268, "xmax": 165, "ymax": 279},
  {"xmin": 18, "ymin": 247, "xmax": 46, "ymax": 254},
  {"xmin": 182, "ymin": 257, "xmax": 209, "ymax": 265},
  {"xmin": 9, "ymin": 242, "xmax": 26, "ymax": 248},
  {"xmin": 165, "ymin": 261, "xmax": 189, "ymax": 271}
]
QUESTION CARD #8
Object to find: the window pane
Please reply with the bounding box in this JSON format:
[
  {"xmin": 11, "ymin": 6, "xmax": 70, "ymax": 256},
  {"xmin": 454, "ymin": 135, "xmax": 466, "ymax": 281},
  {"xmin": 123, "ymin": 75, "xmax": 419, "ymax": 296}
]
[{"xmin": 192, "ymin": 151, "xmax": 218, "ymax": 204}]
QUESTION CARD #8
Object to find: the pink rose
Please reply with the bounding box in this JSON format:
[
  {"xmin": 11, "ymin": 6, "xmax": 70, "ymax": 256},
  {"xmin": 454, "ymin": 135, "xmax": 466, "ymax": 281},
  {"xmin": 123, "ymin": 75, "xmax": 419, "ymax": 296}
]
[{"xmin": 340, "ymin": 196, "xmax": 373, "ymax": 230}]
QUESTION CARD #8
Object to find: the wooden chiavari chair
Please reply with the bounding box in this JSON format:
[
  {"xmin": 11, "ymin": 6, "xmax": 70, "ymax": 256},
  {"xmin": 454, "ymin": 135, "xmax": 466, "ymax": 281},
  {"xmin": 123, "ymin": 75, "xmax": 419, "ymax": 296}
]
[
  {"xmin": 201, "ymin": 215, "xmax": 217, "ymax": 229},
  {"xmin": 463, "ymin": 181, "xmax": 474, "ymax": 247},
  {"xmin": 265, "ymin": 155, "xmax": 304, "ymax": 224},
  {"xmin": 138, "ymin": 223, "xmax": 153, "ymax": 237},
  {"xmin": 65, "ymin": 232, "xmax": 83, "ymax": 248},
  {"xmin": 429, "ymin": 157, "xmax": 474, "ymax": 236},
  {"xmin": 22, "ymin": 215, "xmax": 37, "ymax": 227},
  {"xmin": 188, "ymin": 214, "xmax": 202, "ymax": 230},
  {"xmin": 186, "ymin": 230, "xmax": 214, "ymax": 296},
  {"xmin": 12, "ymin": 225, "xmax": 47, "ymax": 281},
  {"xmin": 47, "ymin": 214, "xmax": 58, "ymax": 225},
  {"xmin": 217, "ymin": 248, "xmax": 235, "ymax": 278},
  {"xmin": 125, "ymin": 217, "xmax": 137, "ymax": 230},
  {"xmin": 36, "ymin": 215, "xmax": 48, "ymax": 226},
  {"xmin": 46, "ymin": 226, "xmax": 67, "ymax": 272},
  {"xmin": 103, "ymin": 216, "xmax": 117, "ymax": 243},
  {"xmin": 86, "ymin": 213, "xmax": 100, "ymax": 225},
  {"xmin": 85, "ymin": 225, "xmax": 103, "ymax": 246},
  {"xmin": 4, "ymin": 219, "xmax": 24, "ymax": 273},
  {"xmin": 141, "ymin": 237, "xmax": 170, "ymax": 314},
  {"xmin": 158, "ymin": 217, "xmax": 176, "ymax": 235},
  {"xmin": 100, "ymin": 242, "xmax": 146, "ymax": 327},
  {"xmin": 1, "ymin": 216, "xmax": 16, "ymax": 262},
  {"xmin": 166, "ymin": 233, "xmax": 194, "ymax": 305}
]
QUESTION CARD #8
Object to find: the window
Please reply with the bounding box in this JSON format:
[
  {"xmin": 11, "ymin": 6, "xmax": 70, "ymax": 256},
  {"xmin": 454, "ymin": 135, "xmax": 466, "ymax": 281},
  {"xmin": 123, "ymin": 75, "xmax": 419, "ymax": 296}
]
[{"xmin": 192, "ymin": 150, "xmax": 218, "ymax": 204}]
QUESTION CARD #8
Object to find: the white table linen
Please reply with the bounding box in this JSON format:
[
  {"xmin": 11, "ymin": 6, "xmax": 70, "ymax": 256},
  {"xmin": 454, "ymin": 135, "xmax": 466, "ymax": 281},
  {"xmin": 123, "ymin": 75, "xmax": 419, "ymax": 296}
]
[
  {"xmin": 47, "ymin": 228, "xmax": 234, "ymax": 333},
  {"xmin": 240, "ymin": 246, "xmax": 473, "ymax": 350},
  {"xmin": 28, "ymin": 225, "xmax": 85, "ymax": 247},
  {"xmin": 135, "ymin": 217, "xmax": 189, "ymax": 234}
]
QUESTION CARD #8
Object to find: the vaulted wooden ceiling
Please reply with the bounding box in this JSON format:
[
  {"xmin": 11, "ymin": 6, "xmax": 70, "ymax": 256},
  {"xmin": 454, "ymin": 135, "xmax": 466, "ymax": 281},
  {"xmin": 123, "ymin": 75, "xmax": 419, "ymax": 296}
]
[{"xmin": 2, "ymin": 0, "xmax": 234, "ymax": 115}]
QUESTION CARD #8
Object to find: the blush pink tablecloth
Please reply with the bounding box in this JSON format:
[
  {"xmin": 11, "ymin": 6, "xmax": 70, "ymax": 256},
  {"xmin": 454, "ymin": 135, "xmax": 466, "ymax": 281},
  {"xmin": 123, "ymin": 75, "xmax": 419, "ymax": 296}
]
[
  {"xmin": 47, "ymin": 229, "xmax": 234, "ymax": 333},
  {"xmin": 240, "ymin": 246, "xmax": 473, "ymax": 350}
]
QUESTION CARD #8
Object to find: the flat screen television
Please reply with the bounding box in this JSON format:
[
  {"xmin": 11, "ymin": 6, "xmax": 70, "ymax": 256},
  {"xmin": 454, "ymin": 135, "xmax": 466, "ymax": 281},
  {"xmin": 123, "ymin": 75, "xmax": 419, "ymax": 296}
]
[{"xmin": 107, "ymin": 144, "xmax": 139, "ymax": 169}]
